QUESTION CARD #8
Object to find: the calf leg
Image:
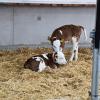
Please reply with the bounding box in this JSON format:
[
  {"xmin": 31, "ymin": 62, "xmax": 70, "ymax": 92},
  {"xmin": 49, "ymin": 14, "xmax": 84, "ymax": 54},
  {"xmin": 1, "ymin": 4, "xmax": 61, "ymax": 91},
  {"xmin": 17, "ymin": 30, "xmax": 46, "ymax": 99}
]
[
  {"xmin": 69, "ymin": 37, "xmax": 78, "ymax": 61},
  {"xmin": 69, "ymin": 50, "xmax": 75, "ymax": 61},
  {"xmin": 74, "ymin": 42, "xmax": 78, "ymax": 61}
]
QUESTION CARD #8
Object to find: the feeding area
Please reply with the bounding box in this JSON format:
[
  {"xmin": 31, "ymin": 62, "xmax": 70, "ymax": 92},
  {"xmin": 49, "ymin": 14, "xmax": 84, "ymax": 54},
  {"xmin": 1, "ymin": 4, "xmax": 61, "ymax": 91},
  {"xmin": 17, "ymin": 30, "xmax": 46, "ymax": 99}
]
[{"xmin": 0, "ymin": 47, "xmax": 92, "ymax": 100}]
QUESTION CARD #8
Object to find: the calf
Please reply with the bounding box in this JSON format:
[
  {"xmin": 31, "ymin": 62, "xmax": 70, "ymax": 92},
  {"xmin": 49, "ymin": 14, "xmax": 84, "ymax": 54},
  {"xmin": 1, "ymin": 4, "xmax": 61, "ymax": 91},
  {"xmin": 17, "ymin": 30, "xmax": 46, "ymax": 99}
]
[
  {"xmin": 24, "ymin": 52, "xmax": 67, "ymax": 72},
  {"xmin": 48, "ymin": 24, "xmax": 87, "ymax": 61}
]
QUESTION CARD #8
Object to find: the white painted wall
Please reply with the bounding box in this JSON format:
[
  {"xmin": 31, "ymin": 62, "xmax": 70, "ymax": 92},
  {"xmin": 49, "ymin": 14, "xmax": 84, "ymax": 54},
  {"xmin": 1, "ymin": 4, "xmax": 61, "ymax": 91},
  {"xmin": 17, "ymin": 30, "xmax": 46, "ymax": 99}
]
[
  {"xmin": 0, "ymin": 7, "xmax": 13, "ymax": 45},
  {"xmin": 0, "ymin": 0, "xmax": 96, "ymax": 4},
  {"xmin": 0, "ymin": 6, "xmax": 96, "ymax": 46}
]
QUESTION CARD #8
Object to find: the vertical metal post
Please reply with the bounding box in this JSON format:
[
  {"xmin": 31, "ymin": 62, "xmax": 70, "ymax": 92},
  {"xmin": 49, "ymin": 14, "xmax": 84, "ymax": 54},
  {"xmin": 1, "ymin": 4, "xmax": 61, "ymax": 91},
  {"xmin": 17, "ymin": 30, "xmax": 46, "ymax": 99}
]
[
  {"xmin": 91, "ymin": 0, "xmax": 100, "ymax": 99},
  {"xmin": 91, "ymin": 48, "xmax": 100, "ymax": 100}
]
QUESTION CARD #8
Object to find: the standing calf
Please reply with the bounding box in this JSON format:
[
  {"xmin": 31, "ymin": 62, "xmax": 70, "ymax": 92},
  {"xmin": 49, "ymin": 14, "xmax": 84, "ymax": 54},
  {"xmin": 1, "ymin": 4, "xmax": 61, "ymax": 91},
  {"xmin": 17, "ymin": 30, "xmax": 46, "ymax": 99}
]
[{"xmin": 48, "ymin": 24, "xmax": 87, "ymax": 61}]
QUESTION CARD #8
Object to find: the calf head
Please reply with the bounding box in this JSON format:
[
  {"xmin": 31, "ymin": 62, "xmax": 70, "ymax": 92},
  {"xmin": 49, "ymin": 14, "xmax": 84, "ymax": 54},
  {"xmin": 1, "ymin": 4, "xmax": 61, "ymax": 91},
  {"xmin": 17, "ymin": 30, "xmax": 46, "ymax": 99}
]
[
  {"xmin": 48, "ymin": 36, "xmax": 63, "ymax": 52},
  {"xmin": 48, "ymin": 36, "xmax": 67, "ymax": 65},
  {"xmin": 53, "ymin": 51, "xmax": 67, "ymax": 65},
  {"xmin": 52, "ymin": 39, "xmax": 63, "ymax": 52}
]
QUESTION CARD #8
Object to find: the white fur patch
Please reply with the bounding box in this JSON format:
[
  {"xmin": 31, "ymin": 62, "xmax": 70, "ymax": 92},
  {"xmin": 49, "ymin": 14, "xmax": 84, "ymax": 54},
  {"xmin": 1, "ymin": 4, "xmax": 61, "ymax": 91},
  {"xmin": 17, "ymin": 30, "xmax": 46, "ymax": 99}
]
[
  {"xmin": 72, "ymin": 37, "xmax": 77, "ymax": 43},
  {"xmin": 32, "ymin": 56, "xmax": 47, "ymax": 72},
  {"xmin": 32, "ymin": 57, "xmax": 42, "ymax": 62},
  {"xmin": 59, "ymin": 30, "xmax": 63, "ymax": 35},
  {"xmin": 38, "ymin": 61, "xmax": 47, "ymax": 72},
  {"xmin": 42, "ymin": 54, "xmax": 48, "ymax": 60}
]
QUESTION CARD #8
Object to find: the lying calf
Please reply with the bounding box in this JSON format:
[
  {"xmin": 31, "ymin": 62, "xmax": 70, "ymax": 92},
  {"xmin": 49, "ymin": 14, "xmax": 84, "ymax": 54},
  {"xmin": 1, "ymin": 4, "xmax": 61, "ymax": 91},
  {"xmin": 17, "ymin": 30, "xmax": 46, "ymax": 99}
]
[{"xmin": 24, "ymin": 52, "xmax": 67, "ymax": 72}]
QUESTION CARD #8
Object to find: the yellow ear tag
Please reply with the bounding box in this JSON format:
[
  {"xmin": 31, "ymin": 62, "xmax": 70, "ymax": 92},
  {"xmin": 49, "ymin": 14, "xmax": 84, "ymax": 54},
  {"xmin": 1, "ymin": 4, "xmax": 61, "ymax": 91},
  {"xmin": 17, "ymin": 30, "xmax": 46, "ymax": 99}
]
[{"xmin": 60, "ymin": 39, "xmax": 64, "ymax": 43}]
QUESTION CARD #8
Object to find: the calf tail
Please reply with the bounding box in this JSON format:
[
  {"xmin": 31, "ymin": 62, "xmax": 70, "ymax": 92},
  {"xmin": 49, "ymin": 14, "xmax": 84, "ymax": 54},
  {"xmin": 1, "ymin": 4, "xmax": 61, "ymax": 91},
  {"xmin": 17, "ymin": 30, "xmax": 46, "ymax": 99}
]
[
  {"xmin": 24, "ymin": 61, "xmax": 28, "ymax": 68},
  {"xmin": 81, "ymin": 26, "xmax": 87, "ymax": 40},
  {"xmin": 24, "ymin": 59, "xmax": 31, "ymax": 69}
]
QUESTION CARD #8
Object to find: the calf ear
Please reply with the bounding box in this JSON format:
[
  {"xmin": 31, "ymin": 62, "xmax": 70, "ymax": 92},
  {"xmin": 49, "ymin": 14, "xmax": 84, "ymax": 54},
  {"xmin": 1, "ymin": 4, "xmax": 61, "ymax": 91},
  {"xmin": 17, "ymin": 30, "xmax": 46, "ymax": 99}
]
[{"xmin": 48, "ymin": 36, "xmax": 51, "ymax": 41}]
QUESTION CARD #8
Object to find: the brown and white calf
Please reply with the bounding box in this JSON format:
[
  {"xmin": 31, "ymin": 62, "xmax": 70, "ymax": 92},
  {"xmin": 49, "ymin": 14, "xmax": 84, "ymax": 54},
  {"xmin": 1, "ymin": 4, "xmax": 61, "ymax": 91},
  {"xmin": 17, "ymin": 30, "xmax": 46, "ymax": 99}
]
[
  {"xmin": 24, "ymin": 52, "xmax": 67, "ymax": 72},
  {"xmin": 48, "ymin": 24, "xmax": 87, "ymax": 61}
]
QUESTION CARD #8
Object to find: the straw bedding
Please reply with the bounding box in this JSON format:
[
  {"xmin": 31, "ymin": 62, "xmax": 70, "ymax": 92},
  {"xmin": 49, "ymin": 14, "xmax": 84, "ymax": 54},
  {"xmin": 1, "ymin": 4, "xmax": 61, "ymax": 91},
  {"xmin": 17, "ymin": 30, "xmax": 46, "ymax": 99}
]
[{"xmin": 0, "ymin": 48, "xmax": 92, "ymax": 100}]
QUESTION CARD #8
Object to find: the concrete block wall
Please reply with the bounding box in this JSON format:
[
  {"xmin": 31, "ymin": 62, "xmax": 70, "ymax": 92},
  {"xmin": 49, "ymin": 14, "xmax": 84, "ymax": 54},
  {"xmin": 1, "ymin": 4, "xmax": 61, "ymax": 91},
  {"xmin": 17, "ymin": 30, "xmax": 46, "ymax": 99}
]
[{"xmin": 0, "ymin": 5, "xmax": 96, "ymax": 46}]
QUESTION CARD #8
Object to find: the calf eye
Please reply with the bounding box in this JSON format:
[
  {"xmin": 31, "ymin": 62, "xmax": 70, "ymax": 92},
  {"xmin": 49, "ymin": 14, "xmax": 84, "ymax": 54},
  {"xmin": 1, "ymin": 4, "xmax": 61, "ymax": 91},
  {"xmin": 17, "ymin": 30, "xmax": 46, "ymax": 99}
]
[{"xmin": 55, "ymin": 55, "xmax": 58, "ymax": 58}]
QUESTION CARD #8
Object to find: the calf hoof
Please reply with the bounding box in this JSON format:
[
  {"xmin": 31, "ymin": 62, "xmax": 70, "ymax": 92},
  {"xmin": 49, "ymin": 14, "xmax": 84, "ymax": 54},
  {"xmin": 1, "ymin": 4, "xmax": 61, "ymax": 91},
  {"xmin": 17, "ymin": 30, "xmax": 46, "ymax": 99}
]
[{"xmin": 73, "ymin": 58, "xmax": 78, "ymax": 61}]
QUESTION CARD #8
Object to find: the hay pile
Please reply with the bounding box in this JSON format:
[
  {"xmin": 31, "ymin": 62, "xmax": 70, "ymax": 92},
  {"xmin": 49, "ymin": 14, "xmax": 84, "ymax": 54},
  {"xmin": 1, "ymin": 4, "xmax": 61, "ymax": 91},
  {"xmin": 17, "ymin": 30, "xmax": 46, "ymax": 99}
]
[{"xmin": 0, "ymin": 48, "xmax": 92, "ymax": 100}]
